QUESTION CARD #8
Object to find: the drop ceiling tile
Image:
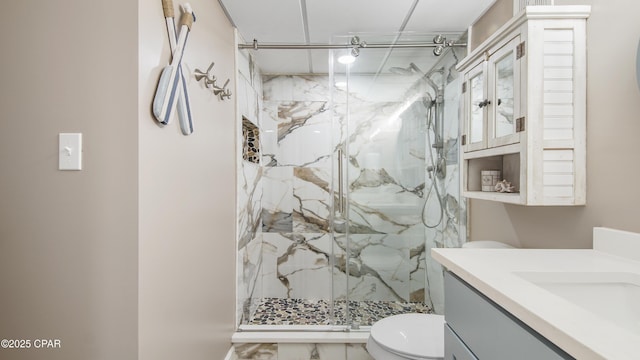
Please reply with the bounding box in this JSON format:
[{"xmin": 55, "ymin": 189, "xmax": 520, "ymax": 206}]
[
  {"xmin": 404, "ymin": 0, "xmax": 498, "ymax": 33},
  {"xmin": 220, "ymin": 0, "xmax": 306, "ymax": 43},
  {"xmin": 253, "ymin": 49, "xmax": 311, "ymax": 74},
  {"xmin": 305, "ymin": 0, "xmax": 417, "ymax": 43}
]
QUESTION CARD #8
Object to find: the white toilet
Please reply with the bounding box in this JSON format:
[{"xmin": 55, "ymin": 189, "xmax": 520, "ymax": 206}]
[
  {"xmin": 367, "ymin": 241, "xmax": 516, "ymax": 359},
  {"xmin": 366, "ymin": 313, "xmax": 445, "ymax": 360}
]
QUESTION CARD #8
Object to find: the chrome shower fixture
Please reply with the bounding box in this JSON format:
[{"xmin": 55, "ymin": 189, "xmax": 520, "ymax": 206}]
[{"xmin": 432, "ymin": 34, "xmax": 455, "ymax": 56}]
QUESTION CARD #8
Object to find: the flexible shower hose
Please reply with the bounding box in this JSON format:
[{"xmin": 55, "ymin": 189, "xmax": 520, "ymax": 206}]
[{"xmin": 422, "ymin": 103, "xmax": 445, "ymax": 229}]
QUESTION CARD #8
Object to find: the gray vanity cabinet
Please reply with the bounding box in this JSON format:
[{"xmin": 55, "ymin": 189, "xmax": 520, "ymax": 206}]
[
  {"xmin": 443, "ymin": 271, "xmax": 573, "ymax": 360},
  {"xmin": 445, "ymin": 324, "xmax": 478, "ymax": 360}
]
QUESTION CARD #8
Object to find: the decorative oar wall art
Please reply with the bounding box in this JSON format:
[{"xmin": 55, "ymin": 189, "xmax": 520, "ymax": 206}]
[
  {"xmin": 153, "ymin": 0, "xmax": 195, "ymax": 134},
  {"xmin": 152, "ymin": 1, "xmax": 233, "ymax": 135}
]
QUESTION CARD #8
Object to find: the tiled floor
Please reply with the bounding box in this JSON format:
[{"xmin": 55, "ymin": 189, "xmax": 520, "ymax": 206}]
[{"xmin": 248, "ymin": 297, "xmax": 432, "ymax": 326}]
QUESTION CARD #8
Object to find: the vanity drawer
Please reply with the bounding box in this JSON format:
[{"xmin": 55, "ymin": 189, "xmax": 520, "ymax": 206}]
[
  {"xmin": 444, "ymin": 271, "xmax": 573, "ymax": 360},
  {"xmin": 445, "ymin": 324, "xmax": 478, "ymax": 360}
]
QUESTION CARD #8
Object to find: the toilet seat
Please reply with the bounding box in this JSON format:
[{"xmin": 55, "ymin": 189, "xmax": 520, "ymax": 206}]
[{"xmin": 367, "ymin": 313, "xmax": 444, "ymax": 360}]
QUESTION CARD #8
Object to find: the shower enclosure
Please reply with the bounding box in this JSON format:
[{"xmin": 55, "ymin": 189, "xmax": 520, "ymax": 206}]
[{"xmin": 236, "ymin": 33, "xmax": 467, "ymax": 330}]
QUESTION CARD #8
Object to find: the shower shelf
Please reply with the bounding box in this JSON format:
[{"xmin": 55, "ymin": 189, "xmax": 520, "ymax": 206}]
[{"xmin": 458, "ymin": 6, "xmax": 589, "ymax": 206}]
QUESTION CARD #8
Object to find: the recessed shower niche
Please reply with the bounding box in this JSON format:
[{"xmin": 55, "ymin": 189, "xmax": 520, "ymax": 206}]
[{"xmin": 242, "ymin": 117, "xmax": 260, "ymax": 164}]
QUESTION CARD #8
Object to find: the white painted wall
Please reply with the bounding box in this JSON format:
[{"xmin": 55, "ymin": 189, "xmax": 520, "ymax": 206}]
[
  {"xmin": 0, "ymin": 1, "xmax": 138, "ymax": 359},
  {"xmin": 138, "ymin": 0, "xmax": 237, "ymax": 359},
  {"xmin": 0, "ymin": 0, "xmax": 237, "ymax": 359}
]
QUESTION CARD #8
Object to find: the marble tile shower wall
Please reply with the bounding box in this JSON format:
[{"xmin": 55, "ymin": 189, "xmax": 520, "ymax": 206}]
[
  {"xmin": 261, "ymin": 75, "xmax": 334, "ymax": 302},
  {"xmin": 333, "ymin": 77, "xmax": 432, "ymax": 307},
  {"xmin": 236, "ymin": 51, "xmax": 264, "ymax": 326},
  {"xmin": 259, "ymin": 73, "xmax": 466, "ymax": 314}
]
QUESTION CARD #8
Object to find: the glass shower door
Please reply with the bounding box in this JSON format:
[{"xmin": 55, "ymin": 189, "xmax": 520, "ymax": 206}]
[
  {"xmin": 330, "ymin": 36, "xmax": 433, "ymax": 328},
  {"xmin": 330, "ymin": 34, "xmax": 467, "ymax": 328}
]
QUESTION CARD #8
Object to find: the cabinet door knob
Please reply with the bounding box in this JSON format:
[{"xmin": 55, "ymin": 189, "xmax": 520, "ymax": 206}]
[{"xmin": 478, "ymin": 99, "xmax": 491, "ymax": 108}]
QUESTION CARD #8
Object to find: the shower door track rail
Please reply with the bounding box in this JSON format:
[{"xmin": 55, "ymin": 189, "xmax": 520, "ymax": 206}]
[{"xmin": 238, "ymin": 41, "xmax": 467, "ymax": 50}]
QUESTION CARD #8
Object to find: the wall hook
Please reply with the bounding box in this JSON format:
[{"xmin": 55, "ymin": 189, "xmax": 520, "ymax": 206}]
[
  {"xmin": 194, "ymin": 62, "xmax": 232, "ymax": 100},
  {"xmin": 194, "ymin": 62, "xmax": 215, "ymax": 82}
]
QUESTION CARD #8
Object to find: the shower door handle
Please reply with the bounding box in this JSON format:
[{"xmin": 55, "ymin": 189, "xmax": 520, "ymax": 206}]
[{"xmin": 337, "ymin": 148, "xmax": 346, "ymax": 214}]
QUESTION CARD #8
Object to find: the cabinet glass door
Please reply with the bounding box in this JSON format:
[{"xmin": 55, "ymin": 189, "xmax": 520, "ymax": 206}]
[
  {"xmin": 495, "ymin": 50, "xmax": 516, "ymax": 137},
  {"xmin": 466, "ymin": 62, "xmax": 486, "ymax": 151},
  {"xmin": 489, "ymin": 36, "xmax": 520, "ymax": 147},
  {"xmin": 494, "ymin": 53, "xmax": 515, "ymax": 138}
]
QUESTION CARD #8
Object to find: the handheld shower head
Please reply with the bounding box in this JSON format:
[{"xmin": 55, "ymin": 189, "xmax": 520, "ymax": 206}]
[
  {"xmin": 423, "ymin": 93, "xmax": 435, "ymax": 131},
  {"xmin": 422, "ymin": 93, "xmax": 434, "ymax": 109}
]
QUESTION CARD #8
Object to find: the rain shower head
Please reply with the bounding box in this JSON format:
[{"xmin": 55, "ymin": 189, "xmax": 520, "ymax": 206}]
[
  {"xmin": 389, "ymin": 62, "xmax": 424, "ymax": 76},
  {"xmin": 389, "ymin": 66, "xmax": 412, "ymax": 75},
  {"xmin": 409, "ymin": 62, "xmax": 424, "ymax": 75}
]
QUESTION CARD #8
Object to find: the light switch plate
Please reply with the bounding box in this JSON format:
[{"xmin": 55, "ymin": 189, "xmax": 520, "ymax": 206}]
[{"xmin": 59, "ymin": 133, "xmax": 82, "ymax": 170}]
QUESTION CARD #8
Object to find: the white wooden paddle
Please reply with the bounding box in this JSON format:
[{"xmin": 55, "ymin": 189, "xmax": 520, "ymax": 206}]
[{"xmin": 153, "ymin": 3, "xmax": 194, "ymax": 128}]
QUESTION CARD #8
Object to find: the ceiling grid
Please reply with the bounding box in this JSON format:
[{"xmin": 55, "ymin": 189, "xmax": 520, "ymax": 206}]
[{"xmin": 221, "ymin": 0, "xmax": 496, "ymax": 74}]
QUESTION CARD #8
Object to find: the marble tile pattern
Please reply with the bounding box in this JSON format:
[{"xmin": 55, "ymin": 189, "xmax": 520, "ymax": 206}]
[
  {"xmin": 235, "ymin": 343, "xmax": 373, "ymax": 360},
  {"xmin": 257, "ymin": 73, "xmax": 465, "ymax": 315},
  {"xmin": 235, "ymin": 343, "xmax": 277, "ymax": 360},
  {"xmin": 237, "ymin": 50, "xmax": 265, "ymax": 326},
  {"xmin": 237, "ymin": 51, "xmax": 465, "ymax": 326}
]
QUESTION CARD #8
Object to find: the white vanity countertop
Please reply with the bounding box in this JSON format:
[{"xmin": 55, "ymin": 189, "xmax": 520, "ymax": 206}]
[{"xmin": 432, "ymin": 247, "xmax": 640, "ymax": 360}]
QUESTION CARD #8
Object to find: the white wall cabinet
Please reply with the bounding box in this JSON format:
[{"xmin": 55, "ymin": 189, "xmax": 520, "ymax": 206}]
[{"xmin": 458, "ymin": 6, "xmax": 590, "ymax": 205}]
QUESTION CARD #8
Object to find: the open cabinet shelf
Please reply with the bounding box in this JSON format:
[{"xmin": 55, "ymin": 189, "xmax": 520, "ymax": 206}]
[{"xmin": 463, "ymin": 147, "xmax": 524, "ymax": 204}]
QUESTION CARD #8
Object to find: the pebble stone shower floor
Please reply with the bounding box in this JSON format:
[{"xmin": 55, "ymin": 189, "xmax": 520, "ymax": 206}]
[{"xmin": 248, "ymin": 298, "xmax": 432, "ymax": 326}]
